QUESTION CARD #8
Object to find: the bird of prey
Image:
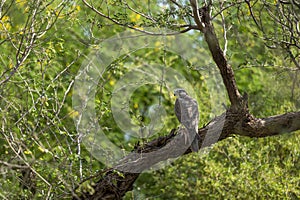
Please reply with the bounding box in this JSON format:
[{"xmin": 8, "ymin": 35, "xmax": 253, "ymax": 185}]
[{"xmin": 174, "ymin": 88, "xmax": 200, "ymax": 152}]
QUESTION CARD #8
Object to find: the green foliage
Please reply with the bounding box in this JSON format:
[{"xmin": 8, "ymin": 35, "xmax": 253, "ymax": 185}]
[
  {"xmin": 235, "ymin": 66, "xmax": 299, "ymax": 117},
  {"xmin": 0, "ymin": 0, "xmax": 299, "ymax": 199}
]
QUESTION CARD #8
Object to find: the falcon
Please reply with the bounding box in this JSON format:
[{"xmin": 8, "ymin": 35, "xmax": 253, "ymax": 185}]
[{"xmin": 174, "ymin": 88, "xmax": 200, "ymax": 152}]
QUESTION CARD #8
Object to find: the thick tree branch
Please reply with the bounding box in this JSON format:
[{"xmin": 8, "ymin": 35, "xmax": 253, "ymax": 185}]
[
  {"xmin": 236, "ymin": 111, "xmax": 300, "ymax": 137},
  {"xmin": 74, "ymin": 110, "xmax": 300, "ymax": 199},
  {"xmin": 189, "ymin": 1, "xmax": 243, "ymax": 109}
]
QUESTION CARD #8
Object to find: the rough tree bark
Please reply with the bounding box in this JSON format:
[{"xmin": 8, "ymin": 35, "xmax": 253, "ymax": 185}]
[{"xmin": 74, "ymin": 1, "xmax": 300, "ymax": 199}]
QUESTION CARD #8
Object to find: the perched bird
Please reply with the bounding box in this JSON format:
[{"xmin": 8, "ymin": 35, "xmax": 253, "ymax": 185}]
[{"xmin": 174, "ymin": 88, "xmax": 200, "ymax": 152}]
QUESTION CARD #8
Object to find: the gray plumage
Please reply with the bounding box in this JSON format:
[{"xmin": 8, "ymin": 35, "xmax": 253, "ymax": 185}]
[{"xmin": 174, "ymin": 88, "xmax": 200, "ymax": 152}]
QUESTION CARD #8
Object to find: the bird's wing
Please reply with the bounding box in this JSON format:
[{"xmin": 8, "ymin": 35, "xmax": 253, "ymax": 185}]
[
  {"xmin": 180, "ymin": 96, "xmax": 199, "ymax": 131},
  {"xmin": 175, "ymin": 94, "xmax": 200, "ymax": 152},
  {"xmin": 175, "ymin": 98, "xmax": 181, "ymax": 123}
]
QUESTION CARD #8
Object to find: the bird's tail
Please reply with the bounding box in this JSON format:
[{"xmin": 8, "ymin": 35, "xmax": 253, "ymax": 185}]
[
  {"xmin": 189, "ymin": 130, "xmax": 200, "ymax": 152},
  {"xmin": 191, "ymin": 137, "xmax": 199, "ymax": 152}
]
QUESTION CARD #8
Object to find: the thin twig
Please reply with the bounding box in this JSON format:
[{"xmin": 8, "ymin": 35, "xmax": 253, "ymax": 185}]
[{"xmin": 82, "ymin": 0, "xmax": 193, "ymax": 35}]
